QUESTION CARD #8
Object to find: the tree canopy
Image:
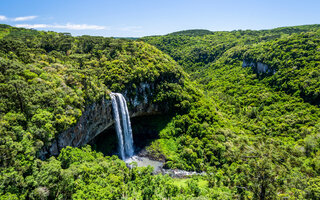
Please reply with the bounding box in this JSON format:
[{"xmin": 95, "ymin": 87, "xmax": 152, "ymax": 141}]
[{"xmin": 1, "ymin": 24, "xmax": 320, "ymax": 199}]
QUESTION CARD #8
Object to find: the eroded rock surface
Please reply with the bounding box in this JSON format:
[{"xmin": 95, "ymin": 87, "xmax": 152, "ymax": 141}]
[
  {"xmin": 39, "ymin": 82, "xmax": 162, "ymax": 159},
  {"xmin": 242, "ymin": 60, "xmax": 276, "ymax": 74}
]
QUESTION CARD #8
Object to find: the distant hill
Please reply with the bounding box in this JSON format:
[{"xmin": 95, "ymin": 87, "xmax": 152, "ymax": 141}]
[
  {"xmin": 2, "ymin": 23, "xmax": 320, "ymax": 199},
  {"xmin": 168, "ymin": 29, "xmax": 213, "ymax": 36},
  {"xmin": 165, "ymin": 24, "xmax": 320, "ymax": 37},
  {"xmin": 142, "ymin": 24, "xmax": 320, "ymax": 72},
  {"xmin": 142, "ymin": 24, "xmax": 320, "ymax": 199}
]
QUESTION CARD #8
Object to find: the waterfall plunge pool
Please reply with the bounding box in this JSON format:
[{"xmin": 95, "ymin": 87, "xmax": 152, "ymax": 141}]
[
  {"xmin": 91, "ymin": 93, "xmax": 204, "ymax": 177},
  {"xmin": 89, "ymin": 115, "xmax": 172, "ymax": 158}
]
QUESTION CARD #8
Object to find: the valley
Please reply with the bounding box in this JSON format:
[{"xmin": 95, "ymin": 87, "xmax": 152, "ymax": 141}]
[{"xmin": 0, "ymin": 24, "xmax": 320, "ymax": 199}]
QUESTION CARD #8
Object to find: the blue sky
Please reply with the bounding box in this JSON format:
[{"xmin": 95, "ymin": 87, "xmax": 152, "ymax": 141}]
[{"xmin": 0, "ymin": 0, "xmax": 319, "ymax": 37}]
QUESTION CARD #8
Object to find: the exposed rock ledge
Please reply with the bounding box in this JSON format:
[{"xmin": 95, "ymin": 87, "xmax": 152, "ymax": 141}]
[
  {"xmin": 242, "ymin": 60, "xmax": 276, "ymax": 74},
  {"xmin": 39, "ymin": 82, "xmax": 162, "ymax": 159}
]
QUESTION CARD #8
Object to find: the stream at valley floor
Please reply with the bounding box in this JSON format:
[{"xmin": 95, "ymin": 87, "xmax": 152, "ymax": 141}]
[{"xmin": 125, "ymin": 152, "xmax": 205, "ymax": 178}]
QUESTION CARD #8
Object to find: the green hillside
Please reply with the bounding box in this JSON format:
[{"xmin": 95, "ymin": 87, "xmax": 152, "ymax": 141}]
[
  {"xmin": 142, "ymin": 24, "xmax": 320, "ymax": 74},
  {"xmin": 142, "ymin": 25, "xmax": 320, "ymax": 199},
  {"xmin": 1, "ymin": 24, "xmax": 320, "ymax": 199},
  {"xmin": 0, "ymin": 25, "xmax": 202, "ymax": 199},
  {"xmin": 168, "ymin": 29, "xmax": 214, "ymax": 36}
]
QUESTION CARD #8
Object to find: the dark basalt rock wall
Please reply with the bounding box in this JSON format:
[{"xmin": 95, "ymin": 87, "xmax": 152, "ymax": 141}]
[{"xmin": 39, "ymin": 82, "xmax": 162, "ymax": 159}]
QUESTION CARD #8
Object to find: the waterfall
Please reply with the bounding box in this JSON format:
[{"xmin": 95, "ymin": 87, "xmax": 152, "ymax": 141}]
[{"xmin": 110, "ymin": 93, "xmax": 134, "ymax": 160}]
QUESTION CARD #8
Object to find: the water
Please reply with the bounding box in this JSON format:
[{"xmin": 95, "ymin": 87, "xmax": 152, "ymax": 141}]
[
  {"xmin": 110, "ymin": 93, "xmax": 134, "ymax": 160},
  {"xmin": 125, "ymin": 155, "xmax": 205, "ymax": 177},
  {"xmin": 110, "ymin": 93, "xmax": 204, "ymax": 177},
  {"xmin": 125, "ymin": 156, "xmax": 164, "ymax": 172}
]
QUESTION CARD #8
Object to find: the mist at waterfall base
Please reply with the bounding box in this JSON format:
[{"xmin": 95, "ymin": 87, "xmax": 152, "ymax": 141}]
[
  {"xmin": 93, "ymin": 93, "xmax": 204, "ymax": 176},
  {"xmin": 110, "ymin": 93, "xmax": 164, "ymax": 171}
]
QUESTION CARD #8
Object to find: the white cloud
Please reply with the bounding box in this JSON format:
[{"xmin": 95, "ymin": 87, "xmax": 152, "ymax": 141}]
[
  {"xmin": 15, "ymin": 23, "xmax": 107, "ymax": 30},
  {"xmin": 16, "ymin": 24, "xmax": 48, "ymax": 29},
  {"xmin": 0, "ymin": 15, "xmax": 7, "ymax": 21},
  {"xmin": 0, "ymin": 15, "xmax": 37, "ymax": 21},
  {"xmin": 13, "ymin": 16, "xmax": 37, "ymax": 21}
]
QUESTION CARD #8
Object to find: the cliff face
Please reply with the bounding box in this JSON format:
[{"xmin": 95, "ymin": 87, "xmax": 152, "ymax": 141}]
[
  {"xmin": 39, "ymin": 82, "xmax": 161, "ymax": 159},
  {"xmin": 242, "ymin": 60, "xmax": 275, "ymax": 74}
]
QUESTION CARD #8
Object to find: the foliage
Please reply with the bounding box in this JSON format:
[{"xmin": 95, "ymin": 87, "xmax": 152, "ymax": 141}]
[
  {"xmin": 2, "ymin": 23, "xmax": 320, "ymax": 199},
  {"xmin": 0, "ymin": 25, "xmax": 197, "ymax": 199},
  {"xmin": 143, "ymin": 24, "xmax": 320, "ymax": 199}
]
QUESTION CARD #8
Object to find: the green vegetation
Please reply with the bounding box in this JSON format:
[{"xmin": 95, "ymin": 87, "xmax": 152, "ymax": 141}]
[
  {"xmin": 0, "ymin": 25, "xmax": 199, "ymax": 199},
  {"xmin": 142, "ymin": 24, "xmax": 320, "ymax": 74},
  {"xmin": 2, "ymin": 145, "xmax": 228, "ymax": 199},
  {"xmin": 143, "ymin": 24, "xmax": 320, "ymax": 199},
  {"xmin": 239, "ymin": 32, "xmax": 320, "ymax": 104},
  {"xmin": 168, "ymin": 29, "xmax": 214, "ymax": 36},
  {"xmin": 1, "ymin": 23, "xmax": 320, "ymax": 199}
]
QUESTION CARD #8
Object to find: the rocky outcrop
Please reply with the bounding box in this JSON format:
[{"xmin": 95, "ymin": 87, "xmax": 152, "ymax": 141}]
[
  {"xmin": 39, "ymin": 82, "xmax": 162, "ymax": 159},
  {"xmin": 242, "ymin": 60, "xmax": 276, "ymax": 74}
]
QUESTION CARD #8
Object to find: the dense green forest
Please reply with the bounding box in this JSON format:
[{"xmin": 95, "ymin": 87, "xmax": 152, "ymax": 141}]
[
  {"xmin": 1, "ymin": 23, "xmax": 320, "ymax": 199},
  {"xmin": 142, "ymin": 24, "xmax": 320, "ymax": 199}
]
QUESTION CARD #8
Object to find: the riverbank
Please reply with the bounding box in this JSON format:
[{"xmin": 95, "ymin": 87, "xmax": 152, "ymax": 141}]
[{"xmin": 125, "ymin": 151, "xmax": 205, "ymax": 178}]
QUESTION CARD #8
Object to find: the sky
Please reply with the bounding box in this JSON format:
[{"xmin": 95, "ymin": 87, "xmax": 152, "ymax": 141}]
[{"xmin": 0, "ymin": 0, "xmax": 319, "ymax": 37}]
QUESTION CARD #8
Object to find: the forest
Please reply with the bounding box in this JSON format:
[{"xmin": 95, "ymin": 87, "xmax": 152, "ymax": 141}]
[{"xmin": 1, "ymin": 23, "xmax": 320, "ymax": 199}]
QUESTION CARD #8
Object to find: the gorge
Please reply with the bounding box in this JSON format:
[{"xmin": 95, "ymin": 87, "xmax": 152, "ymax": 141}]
[
  {"xmin": 39, "ymin": 82, "xmax": 164, "ymax": 159},
  {"xmin": 2, "ymin": 23, "xmax": 320, "ymax": 199}
]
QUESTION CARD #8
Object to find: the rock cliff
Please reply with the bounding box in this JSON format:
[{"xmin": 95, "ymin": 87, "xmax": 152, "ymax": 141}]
[
  {"xmin": 39, "ymin": 82, "xmax": 162, "ymax": 159},
  {"xmin": 242, "ymin": 60, "xmax": 275, "ymax": 74}
]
